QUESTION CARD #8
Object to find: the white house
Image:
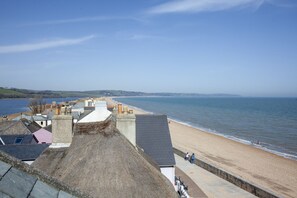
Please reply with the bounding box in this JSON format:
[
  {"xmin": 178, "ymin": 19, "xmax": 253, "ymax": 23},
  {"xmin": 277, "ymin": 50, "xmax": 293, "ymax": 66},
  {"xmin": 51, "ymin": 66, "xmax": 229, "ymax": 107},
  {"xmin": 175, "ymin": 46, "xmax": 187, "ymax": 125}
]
[
  {"xmin": 33, "ymin": 114, "xmax": 48, "ymax": 127},
  {"xmin": 78, "ymin": 101, "xmax": 111, "ymax": 123},
  {"xmin": 117, "ymin": 114, "xmax": 176, "ymax": 186}
]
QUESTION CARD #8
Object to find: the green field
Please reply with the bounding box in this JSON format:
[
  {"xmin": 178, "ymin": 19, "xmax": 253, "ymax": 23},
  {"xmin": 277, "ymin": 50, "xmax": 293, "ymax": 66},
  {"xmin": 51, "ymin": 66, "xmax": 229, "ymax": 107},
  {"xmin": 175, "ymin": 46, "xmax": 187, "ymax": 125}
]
[
  {"xmin": 0, "ymin": 87, "xmax": 147, "ymax": 99},
  {"xmin": 0, "ymin": 87, "xmax": 26, "ymax": 97}
]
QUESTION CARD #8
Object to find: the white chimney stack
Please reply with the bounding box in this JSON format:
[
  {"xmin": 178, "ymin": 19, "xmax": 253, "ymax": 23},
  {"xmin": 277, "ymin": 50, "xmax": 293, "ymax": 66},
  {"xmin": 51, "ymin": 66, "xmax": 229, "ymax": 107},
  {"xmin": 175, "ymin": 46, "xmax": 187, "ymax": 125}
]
[{"xmin": 116, "ymin": 114, "xmax": 136, "ymax": 146}]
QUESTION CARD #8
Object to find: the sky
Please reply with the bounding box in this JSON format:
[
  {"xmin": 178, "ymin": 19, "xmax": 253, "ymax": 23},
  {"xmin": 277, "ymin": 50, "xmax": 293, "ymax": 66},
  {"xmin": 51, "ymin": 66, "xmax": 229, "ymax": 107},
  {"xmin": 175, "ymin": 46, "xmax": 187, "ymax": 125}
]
[{"xmin": 0, "ymin": 0, "xmax": 297, "ymax": 97}]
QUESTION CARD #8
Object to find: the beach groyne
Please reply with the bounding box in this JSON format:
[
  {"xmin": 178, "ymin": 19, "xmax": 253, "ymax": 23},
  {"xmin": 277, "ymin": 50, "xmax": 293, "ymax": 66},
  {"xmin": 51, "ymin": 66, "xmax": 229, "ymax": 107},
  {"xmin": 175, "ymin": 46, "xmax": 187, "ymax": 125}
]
[{"xmin": 173, "ymin": 148, "xmax": 280, "ymax": 198}]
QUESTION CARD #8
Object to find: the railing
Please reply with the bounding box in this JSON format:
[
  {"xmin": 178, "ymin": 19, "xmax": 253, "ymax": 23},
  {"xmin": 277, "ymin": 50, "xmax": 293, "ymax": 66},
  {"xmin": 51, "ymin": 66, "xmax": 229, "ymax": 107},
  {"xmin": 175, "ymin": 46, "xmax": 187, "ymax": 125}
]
[{"xmin": 175, "ymin": 176, "xmax": 190, "ymax": 198}]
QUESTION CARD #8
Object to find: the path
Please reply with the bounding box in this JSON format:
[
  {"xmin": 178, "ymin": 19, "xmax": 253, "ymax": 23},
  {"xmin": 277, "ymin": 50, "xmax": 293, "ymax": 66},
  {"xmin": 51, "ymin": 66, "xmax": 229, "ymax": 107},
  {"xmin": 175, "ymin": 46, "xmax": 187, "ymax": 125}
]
[{"xmin": 175, "ymin": 154, "xmax": 257, "ymax": 198}]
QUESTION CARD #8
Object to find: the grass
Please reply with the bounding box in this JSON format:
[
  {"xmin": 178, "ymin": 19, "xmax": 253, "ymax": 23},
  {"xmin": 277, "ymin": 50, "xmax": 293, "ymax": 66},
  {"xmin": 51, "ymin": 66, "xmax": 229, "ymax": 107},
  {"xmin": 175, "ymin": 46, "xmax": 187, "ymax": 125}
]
[{"xmin": 0, "ymin": 87, "xmax": 25, "ymax": 96}]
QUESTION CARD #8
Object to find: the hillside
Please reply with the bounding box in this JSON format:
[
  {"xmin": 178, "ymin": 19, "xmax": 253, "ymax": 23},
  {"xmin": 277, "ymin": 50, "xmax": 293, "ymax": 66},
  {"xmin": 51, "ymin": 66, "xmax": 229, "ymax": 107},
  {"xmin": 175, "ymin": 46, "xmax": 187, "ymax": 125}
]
[
  {"xmin": 0, "ymin": 87, "xmax": 147, "ymax": 98},
  {"xmin": 0, "ymin": 87, "xmax": 239, "ymax": 99}
]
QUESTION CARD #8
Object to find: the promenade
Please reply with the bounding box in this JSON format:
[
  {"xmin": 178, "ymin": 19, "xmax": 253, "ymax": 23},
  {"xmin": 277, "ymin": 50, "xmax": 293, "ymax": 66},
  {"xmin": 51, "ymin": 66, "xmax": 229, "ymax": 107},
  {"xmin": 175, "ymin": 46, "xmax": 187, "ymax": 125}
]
[{"xmin": 175, "ymin": 154, "xmax": 256, "ymax": 198}]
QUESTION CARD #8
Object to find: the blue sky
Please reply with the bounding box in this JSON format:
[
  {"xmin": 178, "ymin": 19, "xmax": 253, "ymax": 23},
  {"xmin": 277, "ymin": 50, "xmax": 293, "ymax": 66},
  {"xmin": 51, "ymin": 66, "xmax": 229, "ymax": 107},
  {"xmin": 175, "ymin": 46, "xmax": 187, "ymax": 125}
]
[{"xmin": 0, "ymin": 0, "xmax": 296, "ymax": 97}]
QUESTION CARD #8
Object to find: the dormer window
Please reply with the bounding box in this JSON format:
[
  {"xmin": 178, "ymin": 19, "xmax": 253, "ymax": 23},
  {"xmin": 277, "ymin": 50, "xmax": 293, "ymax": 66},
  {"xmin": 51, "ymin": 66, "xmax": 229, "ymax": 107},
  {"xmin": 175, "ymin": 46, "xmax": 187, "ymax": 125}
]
[{"xmin": 15, "ymin": 137, "xmax": 23, "ymax": 144}]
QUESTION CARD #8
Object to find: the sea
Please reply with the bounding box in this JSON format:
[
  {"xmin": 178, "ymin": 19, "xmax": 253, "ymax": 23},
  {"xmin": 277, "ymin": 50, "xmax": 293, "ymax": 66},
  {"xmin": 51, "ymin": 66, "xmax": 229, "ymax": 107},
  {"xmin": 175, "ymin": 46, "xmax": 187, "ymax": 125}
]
[
  {"xmin": 0, "ymin": 97, "xmax": 80, "ymax": 117},
  {"xmin": 114, "ymin": 97, "xmax": 297, "ymax": 160}
]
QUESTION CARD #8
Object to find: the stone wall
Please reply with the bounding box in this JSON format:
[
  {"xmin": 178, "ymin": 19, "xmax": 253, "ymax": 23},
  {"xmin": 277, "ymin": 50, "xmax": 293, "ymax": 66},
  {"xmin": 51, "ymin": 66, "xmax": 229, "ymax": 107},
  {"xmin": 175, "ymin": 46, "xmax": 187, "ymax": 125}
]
[{"xmin": 173, "ymin": 148, "xmax": 280, "ymax": 198}]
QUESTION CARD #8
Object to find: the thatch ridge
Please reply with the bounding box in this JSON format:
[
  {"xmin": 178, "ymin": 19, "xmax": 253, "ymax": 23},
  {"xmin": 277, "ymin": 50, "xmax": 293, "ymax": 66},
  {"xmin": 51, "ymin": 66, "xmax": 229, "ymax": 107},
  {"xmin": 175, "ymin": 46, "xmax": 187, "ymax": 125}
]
[{"xmin": 74, "ymin": 119, "xmax": 117, "ymax": 137}]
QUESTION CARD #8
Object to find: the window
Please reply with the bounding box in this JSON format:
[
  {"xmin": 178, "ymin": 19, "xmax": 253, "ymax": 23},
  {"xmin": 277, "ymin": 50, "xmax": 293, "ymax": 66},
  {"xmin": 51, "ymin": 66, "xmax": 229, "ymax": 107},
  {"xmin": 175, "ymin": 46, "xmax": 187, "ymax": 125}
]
[
  {"xmin": 41, "ymin": 121, "xmax": 43, "ymax": 125},
  {"xmin": 15, "ymin": 137, "xmax": 23, "ymax": 144}
]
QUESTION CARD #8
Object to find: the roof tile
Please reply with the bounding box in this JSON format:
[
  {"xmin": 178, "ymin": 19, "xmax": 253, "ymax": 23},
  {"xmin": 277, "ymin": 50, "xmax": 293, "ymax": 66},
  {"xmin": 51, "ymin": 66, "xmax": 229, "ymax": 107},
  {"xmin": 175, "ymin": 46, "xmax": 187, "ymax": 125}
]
[
  {"xmin": 58, "ymin": 191, "xmax": 76, "ymax": 198},
  {"xmin": 0, "ymin": 161, "xmax": 11, "ymax": 178},
  {"xmin": 30, "ymin": 180, "xmax": 59, "ymax": 198},
  {"xmin": 136, "ymin": 115, "xmax": 176, "ymax": 166},
  {"xmin": 0, "ymin": 168, "xmax": 37, "ymax": 198}
]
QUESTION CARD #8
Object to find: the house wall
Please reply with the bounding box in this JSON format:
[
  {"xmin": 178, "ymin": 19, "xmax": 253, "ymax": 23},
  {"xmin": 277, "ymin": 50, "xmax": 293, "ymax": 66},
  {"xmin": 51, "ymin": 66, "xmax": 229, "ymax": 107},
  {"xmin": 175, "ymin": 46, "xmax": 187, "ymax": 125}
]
[
  {"xmin": 160, "ymin": 166, "xmax": 175, "ymax": 185},
  {"xmin": 35, "ymin": 120, "xmax": 47, "ymax": 128},
  {"xmin": 24, "ymin": 161, "xmax": 34, "ymax": 165},
  {"xmin": 47, "ymin": 120, "xmax": 52, "ymax": 126}
]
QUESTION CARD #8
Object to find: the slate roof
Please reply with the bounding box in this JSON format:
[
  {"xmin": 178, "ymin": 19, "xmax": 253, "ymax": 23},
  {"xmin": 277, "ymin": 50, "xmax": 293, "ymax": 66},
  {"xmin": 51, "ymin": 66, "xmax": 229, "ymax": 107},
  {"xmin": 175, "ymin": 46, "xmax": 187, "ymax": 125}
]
[
  {"xmin": 20, "ymin": 119, "xmax": 41, "ymax": 133},
  {"xmin": 72, "ymin": 102, "xmax": 84, "ymax": 109},
  {"xmin": 83, "ymin": 106, "xmax": 95, "ymax": 111},
  {"xmin": 78, "ymin": 110, "xmax": 93, "ymax": 121},
  {"xmin": 71, "ymin": 111, "xmax": 80, "ymax": 120},
  {"xmin": 0, "ymin": 134, "xmax": 37, "ymax": 145},
  {"xmin": 0, "ymin": 151, "xmax": 89, "ymax": 198},
  {"xmin": 0, "ymin": 144, "xmax": 49, "ymax": 161},
  {"xmin": 12, "ymin": 114, "xmax": 33, "ymax": 122},
  {"xmin": 44, "ymin": 124, "xmax": 52, "ymax": 132},
  {"xmin": 33, "ymin": 115, "xmax": 47, "ymax": 121},
  {"xmin": 136, "ymin": 115, "xmax": 176, "ymax": 167},
  {"xmin": 0, "ymin": 121, "xmax": 32, "ymax": 135}
]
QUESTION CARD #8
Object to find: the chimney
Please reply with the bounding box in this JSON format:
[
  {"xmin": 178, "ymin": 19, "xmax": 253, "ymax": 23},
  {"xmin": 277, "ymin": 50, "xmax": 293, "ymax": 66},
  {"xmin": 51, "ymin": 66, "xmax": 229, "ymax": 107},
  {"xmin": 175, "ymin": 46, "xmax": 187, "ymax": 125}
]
[
  {"xmin": 123, "ymin": 106, "xmax": 128, "ymax": 114},
  {"xmin": 50, "ymin": 115, "xmax": 73, "ymax": 148},
  {"xmin": 117, "ymin": 104, "xmax": 123, "ymax": 114},
  {"xmin": 55, "ymin": 105, "xmax": 61, "ymax": 115},
  {"xmin": 61, "ymin": 106, "xmax": 66, "ymax": 115},
  {"xmin": 116, "ymin": 114, "xmax": 136, "ymax": 146}
]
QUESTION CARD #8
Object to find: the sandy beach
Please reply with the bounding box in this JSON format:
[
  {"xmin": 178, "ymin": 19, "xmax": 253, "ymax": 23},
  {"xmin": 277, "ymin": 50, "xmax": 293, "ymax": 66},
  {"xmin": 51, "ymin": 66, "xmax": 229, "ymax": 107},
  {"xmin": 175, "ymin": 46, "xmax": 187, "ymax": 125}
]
[{"xmin": 106, "ymin": 97, "xmax": 297, "ymax": 198}]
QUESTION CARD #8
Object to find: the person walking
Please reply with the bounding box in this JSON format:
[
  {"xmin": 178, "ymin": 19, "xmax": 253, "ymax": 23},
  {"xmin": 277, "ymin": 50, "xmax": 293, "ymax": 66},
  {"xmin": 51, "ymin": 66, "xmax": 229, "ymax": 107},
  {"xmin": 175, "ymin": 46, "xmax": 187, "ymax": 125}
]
[
  {"xmin": 190, "ymin": 153, "xmax": 195, "ymax": 164},
  {"xmin": 184, "ymin": 152, "xmax": 190, "ymax": 161}
]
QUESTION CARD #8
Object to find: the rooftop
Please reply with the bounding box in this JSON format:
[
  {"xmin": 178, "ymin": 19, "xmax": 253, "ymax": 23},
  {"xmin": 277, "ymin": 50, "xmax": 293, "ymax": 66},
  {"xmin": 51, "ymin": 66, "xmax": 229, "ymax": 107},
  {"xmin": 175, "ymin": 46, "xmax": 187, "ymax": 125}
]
[
  {"xmin": 33, "ymin": 120, "xmax": 177, "ymax": 198},
  {"xmin": 0, "ymin": 151, "xmax": 88, "ymax": 197},
  {"xmin": 0, "ymin": 134, "xmax": 37, "ymax": 145},
  {"xmin": 136, "ymin": 114, "xmax": 176, "ymax": 167},
  {"xmin": 0, "ymin": 120, "xmax": 32, "ymax": 135},
  {"xmin": 0, "ymin": 144, "xmax": 49, "ymax": 161}
]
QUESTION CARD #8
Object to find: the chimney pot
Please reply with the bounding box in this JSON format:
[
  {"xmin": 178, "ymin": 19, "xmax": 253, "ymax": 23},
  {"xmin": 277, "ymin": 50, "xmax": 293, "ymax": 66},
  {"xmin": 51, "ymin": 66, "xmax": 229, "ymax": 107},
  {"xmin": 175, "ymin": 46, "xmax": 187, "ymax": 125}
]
[{"xmin": 117, "ymin": 104, "xmax": 123, "ymax": 114}]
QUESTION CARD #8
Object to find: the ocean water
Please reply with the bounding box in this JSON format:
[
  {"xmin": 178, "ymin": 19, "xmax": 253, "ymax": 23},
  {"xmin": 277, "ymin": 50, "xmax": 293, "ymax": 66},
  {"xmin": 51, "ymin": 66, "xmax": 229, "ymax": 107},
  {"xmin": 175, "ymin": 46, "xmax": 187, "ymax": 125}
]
[
  {"xmin": 115, "ymin": 97, "xmax": 297, "ymax": 160},
  {"xmin": 0, "ymin": 97, "xmax": 80, "ymax": 116}
]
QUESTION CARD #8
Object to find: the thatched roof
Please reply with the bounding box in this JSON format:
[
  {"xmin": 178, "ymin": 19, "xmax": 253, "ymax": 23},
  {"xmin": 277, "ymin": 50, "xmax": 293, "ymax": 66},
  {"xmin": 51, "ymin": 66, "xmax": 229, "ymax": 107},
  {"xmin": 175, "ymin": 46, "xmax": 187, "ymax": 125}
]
[{"xmin": 33, "ymin": 120, "xmax": 177, "ymax": 198}]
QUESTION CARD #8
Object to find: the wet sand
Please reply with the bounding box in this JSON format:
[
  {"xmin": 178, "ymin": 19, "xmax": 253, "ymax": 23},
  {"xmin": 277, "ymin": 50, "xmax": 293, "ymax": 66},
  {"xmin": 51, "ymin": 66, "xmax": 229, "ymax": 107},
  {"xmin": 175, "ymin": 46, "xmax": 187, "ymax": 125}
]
[{"xmin": 106, "ymin": 97, "xmax": 297, "ymax": 197}]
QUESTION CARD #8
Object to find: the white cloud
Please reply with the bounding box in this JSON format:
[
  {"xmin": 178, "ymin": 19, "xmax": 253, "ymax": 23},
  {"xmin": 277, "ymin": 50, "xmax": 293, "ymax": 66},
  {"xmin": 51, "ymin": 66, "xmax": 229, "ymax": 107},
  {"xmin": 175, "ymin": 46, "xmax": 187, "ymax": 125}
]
[
  {"xmin": 22, "ymin": 16, "xmax": 143, "ymax": 26},
  {"xmin": 0, "ymin": 35, "xmax": 95, "ymax": 54},
  {"xmin": 148, "ymin": 0, "xmax": 267, "ymax": 14},
  {"xmin": 127, "ymin": 34, "xmax": 162, "ymax": 40}
]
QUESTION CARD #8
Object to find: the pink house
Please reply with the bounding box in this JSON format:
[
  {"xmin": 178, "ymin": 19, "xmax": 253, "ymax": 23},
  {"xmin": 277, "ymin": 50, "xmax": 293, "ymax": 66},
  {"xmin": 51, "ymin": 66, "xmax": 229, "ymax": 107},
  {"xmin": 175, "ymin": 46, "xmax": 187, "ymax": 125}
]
[{"xmin": 33, "ymin": 128, "xmax": 52, "ymax": 144}]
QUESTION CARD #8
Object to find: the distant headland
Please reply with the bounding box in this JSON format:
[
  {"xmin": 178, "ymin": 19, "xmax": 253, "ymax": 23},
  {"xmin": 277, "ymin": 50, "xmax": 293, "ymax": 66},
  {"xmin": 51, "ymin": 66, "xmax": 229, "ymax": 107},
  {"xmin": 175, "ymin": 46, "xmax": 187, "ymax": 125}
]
[{"xmin": 0, "ymin": 87, "xmax": 240, "ymax": 99}]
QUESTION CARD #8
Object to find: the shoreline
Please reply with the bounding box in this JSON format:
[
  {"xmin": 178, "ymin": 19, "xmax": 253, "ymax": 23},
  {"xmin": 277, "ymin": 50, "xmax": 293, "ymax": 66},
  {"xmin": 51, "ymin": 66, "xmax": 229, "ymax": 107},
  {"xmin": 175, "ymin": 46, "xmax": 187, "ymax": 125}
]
[
  {"xmin": 108, "ymin": 97, "xmax": 297, "ymax": 197},
  {"xmin": 170, "ymin": 118, "xmax": 297, "ymax": 161},
  {"xmin": 110, "ymin": 97, "xmax": 297, "ymax": 161}
]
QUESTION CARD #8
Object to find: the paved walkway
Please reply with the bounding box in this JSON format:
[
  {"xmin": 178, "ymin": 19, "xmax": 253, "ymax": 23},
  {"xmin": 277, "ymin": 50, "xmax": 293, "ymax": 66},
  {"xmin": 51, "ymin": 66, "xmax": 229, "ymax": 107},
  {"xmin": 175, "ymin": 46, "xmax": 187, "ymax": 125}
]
[
  {"xmin": 176, "ymin": 167, "xmax": 207, "ymax": 198},
  {"xmin": 175, "ymin": 154, "xmax": 256, "ymax": 198}
]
